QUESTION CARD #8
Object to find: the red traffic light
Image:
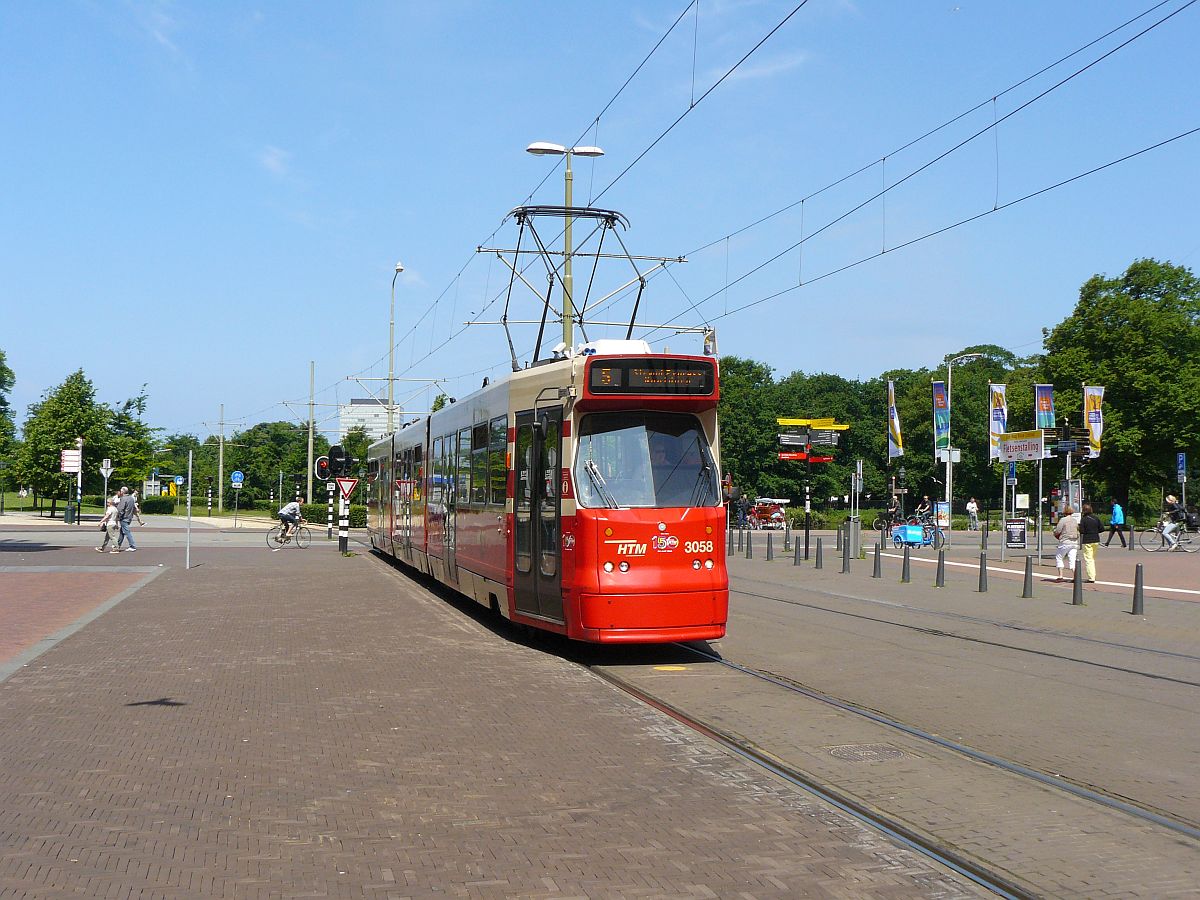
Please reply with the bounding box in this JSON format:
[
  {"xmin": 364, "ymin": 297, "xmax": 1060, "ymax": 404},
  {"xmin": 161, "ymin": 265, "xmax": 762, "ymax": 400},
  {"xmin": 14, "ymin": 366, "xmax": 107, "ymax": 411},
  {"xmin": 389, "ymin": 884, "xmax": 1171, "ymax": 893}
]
[{"xmin": 315, "ymin": 456, "xmax": 331, "ymax": 480}]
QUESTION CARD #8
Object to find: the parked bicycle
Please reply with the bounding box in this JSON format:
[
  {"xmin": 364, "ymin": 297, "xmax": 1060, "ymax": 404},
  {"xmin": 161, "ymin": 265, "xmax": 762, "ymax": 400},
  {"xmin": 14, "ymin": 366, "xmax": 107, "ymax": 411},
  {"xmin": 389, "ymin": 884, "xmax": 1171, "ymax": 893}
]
[
  {"xmin": 1138, "ymin": 518, "xmax": 1197, "ymax": 552},
  {"xmin": 267, "ymin": 520, "xmax": 311, "ymax": 551}
]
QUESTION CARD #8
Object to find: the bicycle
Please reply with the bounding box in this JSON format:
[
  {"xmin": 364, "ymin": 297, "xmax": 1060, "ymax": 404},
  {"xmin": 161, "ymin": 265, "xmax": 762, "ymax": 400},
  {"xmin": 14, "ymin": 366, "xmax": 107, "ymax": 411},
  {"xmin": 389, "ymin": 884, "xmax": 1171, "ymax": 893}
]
[
  {"xmin": 267, "ymin": 519, "xmax": 311, "ymax": 551},
  {"xmin": 1138, "ymin": 519, "xmax": 1197, "ymax": 552},
  {"xmin": 872, "ymin": 511, "xmax": 902, "ymax": 532}
]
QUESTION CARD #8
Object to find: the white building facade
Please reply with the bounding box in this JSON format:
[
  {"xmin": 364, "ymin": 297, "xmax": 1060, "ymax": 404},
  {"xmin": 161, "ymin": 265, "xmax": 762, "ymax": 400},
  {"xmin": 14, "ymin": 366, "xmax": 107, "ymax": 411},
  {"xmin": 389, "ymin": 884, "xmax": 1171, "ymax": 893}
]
[{"xmin": 338, "ymin": 398, "xmax": 389, "ymax": 440}]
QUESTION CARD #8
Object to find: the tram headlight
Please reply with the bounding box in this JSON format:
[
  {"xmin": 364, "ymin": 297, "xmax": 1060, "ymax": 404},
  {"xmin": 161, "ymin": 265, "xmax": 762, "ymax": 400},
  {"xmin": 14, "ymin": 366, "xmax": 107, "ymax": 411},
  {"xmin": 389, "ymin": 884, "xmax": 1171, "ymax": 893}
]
[
  {"xmin": 603, "ymin": 561, "xmax": 614, "ymax": 573},
  {"xmin": 618, "ymin": 561, "xmax": 630, "ymax": 573},
  {"xmin": 692, "ymin": 559, "xmax": 701, "ymax": 570},
  {"xmin": 704, "ymin": 559, "xmax": 714, "ymax": 569}
]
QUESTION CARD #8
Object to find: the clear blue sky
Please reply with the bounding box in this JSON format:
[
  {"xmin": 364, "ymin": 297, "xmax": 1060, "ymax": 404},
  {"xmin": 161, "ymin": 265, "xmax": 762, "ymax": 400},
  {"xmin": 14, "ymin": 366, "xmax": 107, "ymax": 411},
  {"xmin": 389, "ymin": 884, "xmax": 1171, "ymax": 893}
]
[{"xmin": 3, "ymin": 1, "xmax": 1197, "ymax": 441}]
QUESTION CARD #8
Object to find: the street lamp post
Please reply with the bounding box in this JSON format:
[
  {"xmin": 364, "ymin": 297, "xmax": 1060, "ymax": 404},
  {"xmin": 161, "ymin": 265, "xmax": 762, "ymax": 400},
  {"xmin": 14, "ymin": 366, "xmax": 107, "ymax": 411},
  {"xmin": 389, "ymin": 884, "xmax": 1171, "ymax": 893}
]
[
  {"xmin": 944, "ymin": 353, "xmax": 983, "ymax": 541},
  {"xmin": 526, "ymin": 141, "xmax": 604, "ymax": 350},
  {"xmin": 388, "ymin": 261, "xmax": 404, "ymax": 433}
]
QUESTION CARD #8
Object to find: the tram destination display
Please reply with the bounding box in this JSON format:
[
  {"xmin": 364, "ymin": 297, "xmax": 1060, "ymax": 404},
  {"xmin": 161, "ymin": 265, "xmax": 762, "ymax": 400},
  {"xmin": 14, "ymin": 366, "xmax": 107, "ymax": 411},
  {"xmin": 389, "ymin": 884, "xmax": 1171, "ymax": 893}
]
[{"xmin": 588, "ymin": 358, "xmax": 715, "ymax": 395}]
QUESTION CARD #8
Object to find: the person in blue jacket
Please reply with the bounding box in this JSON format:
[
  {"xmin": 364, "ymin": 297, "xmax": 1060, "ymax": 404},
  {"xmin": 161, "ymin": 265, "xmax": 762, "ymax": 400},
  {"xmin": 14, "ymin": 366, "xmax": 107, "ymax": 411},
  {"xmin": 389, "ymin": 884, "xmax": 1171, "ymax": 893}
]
[{"xmin": 1103, "ymin": 500, "xmax": 1126, "ymax": 547}]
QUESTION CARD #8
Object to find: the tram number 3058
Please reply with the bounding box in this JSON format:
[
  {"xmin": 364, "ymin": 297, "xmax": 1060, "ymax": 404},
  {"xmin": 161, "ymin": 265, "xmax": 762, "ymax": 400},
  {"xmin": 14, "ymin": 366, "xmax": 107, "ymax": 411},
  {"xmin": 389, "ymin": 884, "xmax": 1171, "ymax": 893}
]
[{"xmin": 684, "ymin": 540, "xmax": 714, "ymax": 554}]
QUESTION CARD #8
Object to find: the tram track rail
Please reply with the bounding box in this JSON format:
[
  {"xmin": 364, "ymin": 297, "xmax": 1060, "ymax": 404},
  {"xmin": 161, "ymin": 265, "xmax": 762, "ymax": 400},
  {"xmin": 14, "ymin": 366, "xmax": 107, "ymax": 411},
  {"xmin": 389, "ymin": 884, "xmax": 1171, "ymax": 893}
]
[
  {"xmin": 589, "ymin": 662, "xmax": 1033, "ymax": 900},
  {"xmin": 732, "ymin": 579, "xmax": 1200, "ymax": 688}
]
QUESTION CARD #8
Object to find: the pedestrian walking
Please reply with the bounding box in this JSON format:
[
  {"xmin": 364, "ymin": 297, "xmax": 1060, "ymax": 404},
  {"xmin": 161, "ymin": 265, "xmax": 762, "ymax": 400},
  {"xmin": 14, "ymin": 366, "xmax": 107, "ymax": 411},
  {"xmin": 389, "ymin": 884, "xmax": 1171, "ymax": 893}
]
[
  {"xmin": 1103, "ymin": 500, "xmax": 1126, "ymax": 547},
  {"xmin": 115, "ymin": 486, "xmax": 138, "ymax": 552},
  {"xmin": 1078, "ymin": 503, "xmax": 1102, "ymax": 583},
  {"xmin": 966, "ymin": 497, "xmax": 979, "ymax": 531},
  {"xmin": 130, "ymin": 489, "xmax": 145, "ymax": 525},
  {"xmin": 1053, "ymin": 504, "xmax": 1080, "ymax": 581},
  {"xmin": 95, "ymin": 494, "xmax": 121, "ymax": 553}
]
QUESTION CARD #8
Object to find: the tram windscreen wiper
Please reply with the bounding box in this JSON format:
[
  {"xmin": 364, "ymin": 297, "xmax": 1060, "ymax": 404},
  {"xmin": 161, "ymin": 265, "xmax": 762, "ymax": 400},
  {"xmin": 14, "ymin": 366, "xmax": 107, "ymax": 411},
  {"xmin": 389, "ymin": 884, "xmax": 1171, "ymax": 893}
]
[
  {"xmin": 689, "ymin": 436, "xmax": 717, "ymax": 507},
  {"xmin": 584, "ymin": 459, "xmax": 619, "ymax": 508}
]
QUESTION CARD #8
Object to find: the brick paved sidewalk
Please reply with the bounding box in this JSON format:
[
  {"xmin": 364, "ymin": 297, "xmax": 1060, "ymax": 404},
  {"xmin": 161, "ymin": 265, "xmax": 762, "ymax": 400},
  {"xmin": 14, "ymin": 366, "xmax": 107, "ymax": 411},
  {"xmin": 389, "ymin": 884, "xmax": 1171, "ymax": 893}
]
[{"xmin": 0, "ymin": 545, "xmax": 982, "ymax": 898}]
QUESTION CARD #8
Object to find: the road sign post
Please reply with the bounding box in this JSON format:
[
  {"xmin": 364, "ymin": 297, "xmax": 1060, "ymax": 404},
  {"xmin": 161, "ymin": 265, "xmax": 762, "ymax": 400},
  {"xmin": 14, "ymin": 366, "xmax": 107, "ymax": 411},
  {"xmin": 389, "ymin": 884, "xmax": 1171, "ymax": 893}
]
[
  {"xmin": 231, "ymin": 471, "xmax": 244, "ymax": 528},
  {"xmin": 335, "ymin": 477, "xmax": 358, "ymax": 553}
]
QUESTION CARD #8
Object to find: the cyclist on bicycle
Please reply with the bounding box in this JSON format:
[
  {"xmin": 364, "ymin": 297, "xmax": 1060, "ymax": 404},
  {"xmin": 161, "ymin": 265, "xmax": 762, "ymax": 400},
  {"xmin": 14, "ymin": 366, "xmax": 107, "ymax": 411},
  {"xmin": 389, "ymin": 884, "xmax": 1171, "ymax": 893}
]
[
  {"xmin": 278, "ymin": 499, "xmax": 304, "ymax": 539},
  {"xmin": 1162, "ymin": 494, "xmax": 1186, "ymax": 548},
  {"xmin": 887, "ymin": 493, "xmax": 902, "ymax": 525},
  {"xmin": 913, "ymin": 495, "xmax": 932, "ymax": 522}
]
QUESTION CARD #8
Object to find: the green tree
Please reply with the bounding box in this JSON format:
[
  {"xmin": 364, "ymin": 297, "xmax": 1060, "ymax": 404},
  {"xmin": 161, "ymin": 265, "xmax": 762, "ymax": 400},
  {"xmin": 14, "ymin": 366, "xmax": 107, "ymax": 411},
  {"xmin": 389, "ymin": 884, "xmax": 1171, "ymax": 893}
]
[
  {"xmin": 716, "ymin": 356, "xmax": 778, "ymax": 499},
  {"xmin": 224, "ymin": 421, "xmax": 329, "ymax": 504},
  {"xmin": 0, "ymin": 350, "xmax": 15, "ymax": 487},
  {"xmin": 1042, "ymin": 258, "xmax": 1200, "ymax": 516},
  {"xmin": 16, "ymin": 370, "xmax": 112, "ymax": 512},
  {"xmin": 431, "ymin": 393, "xmax": 449, "ymax": 412},
  {"xmin": 341, "ymin": 426, "xmax": 372, "ymax": 476}
]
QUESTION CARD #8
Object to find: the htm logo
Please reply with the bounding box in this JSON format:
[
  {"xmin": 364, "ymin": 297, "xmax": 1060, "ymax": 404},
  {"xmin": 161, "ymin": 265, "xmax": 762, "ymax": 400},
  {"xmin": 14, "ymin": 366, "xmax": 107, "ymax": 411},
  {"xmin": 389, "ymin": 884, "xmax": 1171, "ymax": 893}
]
[{"xmin": 617, "ymin": 542, "xmax": 646, "ymax": 556}]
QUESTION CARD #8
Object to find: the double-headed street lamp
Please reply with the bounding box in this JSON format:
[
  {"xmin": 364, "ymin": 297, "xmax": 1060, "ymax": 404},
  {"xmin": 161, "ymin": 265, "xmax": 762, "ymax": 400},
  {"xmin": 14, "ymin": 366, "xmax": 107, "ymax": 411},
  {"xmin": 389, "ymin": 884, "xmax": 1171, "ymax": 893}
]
[
  {"xmin": 943, "ymin": 352, "xmax": 984, "ymax": 534},
  {"xmin": 388, "ymin": 260, "xmax": 404, "ymax": 434},
  {"xmin": 525, "ymin": 141, "xmax": 604, "ymax": 350}
]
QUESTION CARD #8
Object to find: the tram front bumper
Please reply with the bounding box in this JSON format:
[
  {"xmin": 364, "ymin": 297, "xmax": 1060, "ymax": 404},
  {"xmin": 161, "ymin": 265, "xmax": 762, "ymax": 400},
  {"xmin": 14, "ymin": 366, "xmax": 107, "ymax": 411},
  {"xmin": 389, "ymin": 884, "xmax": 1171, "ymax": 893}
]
[{"xmin": 578, "ymin": 589, "xmax": 727, "ymax": 635}]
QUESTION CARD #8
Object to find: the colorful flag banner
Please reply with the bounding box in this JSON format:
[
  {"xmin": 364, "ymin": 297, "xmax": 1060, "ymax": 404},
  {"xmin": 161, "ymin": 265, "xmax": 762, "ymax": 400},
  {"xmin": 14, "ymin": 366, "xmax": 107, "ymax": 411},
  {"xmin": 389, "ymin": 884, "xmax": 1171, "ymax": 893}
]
[
  {"xmin": 988, "ymin": 384, "xmax": 1008, "ymax": 460},
  {"xmin": 887, "ymin": 380, "xmax": 904, "ymax": 459},
  {"xmin": 1084, "ymin": 385, "xmax": 1104, "ymax": 458},
  {"xmin": 932, "ymin": 381, "xmax": 950, "ymax": 455},
  {"xmin": 1034, "ymin": 384, "xmax": 1056, "ymax": 430}
]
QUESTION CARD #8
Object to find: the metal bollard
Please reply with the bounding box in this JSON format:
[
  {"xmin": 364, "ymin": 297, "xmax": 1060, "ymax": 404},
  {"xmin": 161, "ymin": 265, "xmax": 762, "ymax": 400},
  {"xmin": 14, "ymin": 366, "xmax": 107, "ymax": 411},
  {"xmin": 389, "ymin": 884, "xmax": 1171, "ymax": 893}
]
[
  {"xmin": 935, "ymin": 550, "xmax": 945, "ymax": 587},
  {"xmin": 738, "ymin": 528, "xmax": 744, "ymax": 552},
  {"xmin": 981, "ymin": 524, "xmax": 988, "ymax": 551},
  {"xmin": 1022, "ymin": 555, "xmax": 1034, "ymax": 598},
  {"xmin": 872, "ymin": 542, "xmax": 882, "ymax": 578},
  {"xmin": 766, "ymin": 532, "xmax": 774, "ymax": 561},
  {"xmin": 1132, "ymin": 563, "xmax": 1145, "ymax": 615},
  {"xmin": 901, "ymin": 545, "xmax": 911, "ymax": 583},
  {"xmin": 727, "ymin": 530, "xmax": 735, "ymax": 557},
  {"xmin": 977, "ymin": 552, "xmax": 988, "ymax": 592},
  {"xmin": 793, "ymin": 539, "xmax": 802, "ymax": 566},
  {"xmin": 784, "ymin": 522, "xmax": 791, "ymax": 552},
  {"xmin": 1072, "ymin": 556, "xmax": 1084, "ymax": 605},
  {"xmin": 836, "ymin": 525, "xmax": 843, "ymax": 552},
  {"xmin": 745, "ymin": 532, "xmax": 753, "ymax": 560},
  {"xmin": 815, "ymin": 538, "xmax": 824, "ymax": 570},
  {"xmin": 841, "ymin": 535, "xmax": 850, "ymax": 574},
  {"xmin": 1128, "ymin": 520, "xmax": 1136, "ymax": 553}
]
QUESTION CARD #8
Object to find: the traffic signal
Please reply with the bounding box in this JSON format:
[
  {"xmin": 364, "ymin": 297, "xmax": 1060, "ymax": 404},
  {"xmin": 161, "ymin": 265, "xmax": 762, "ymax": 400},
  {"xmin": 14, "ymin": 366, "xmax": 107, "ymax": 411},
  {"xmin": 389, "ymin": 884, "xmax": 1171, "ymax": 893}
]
[
  {"xmin": 328, "ymin": 445, "xmax": 347, "ymax": 476},
  {"xmin": 315, "ymin": 456, "xmax": 331, "ymax": 480}
]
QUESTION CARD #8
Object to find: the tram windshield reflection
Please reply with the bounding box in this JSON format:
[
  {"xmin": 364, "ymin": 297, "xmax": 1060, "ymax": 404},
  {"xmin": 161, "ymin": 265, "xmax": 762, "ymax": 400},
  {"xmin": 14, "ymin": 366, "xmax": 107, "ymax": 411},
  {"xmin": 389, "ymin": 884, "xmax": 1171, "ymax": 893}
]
[{"xmin": 575, "ymin": 411, "xmax": 720, "ymax": 509}]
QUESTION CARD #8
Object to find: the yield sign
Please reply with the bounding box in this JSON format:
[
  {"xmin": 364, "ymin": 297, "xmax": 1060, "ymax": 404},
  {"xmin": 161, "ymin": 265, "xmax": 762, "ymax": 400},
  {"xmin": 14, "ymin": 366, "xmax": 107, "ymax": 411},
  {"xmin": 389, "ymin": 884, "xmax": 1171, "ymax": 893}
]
[{"xmin": 336, "ymin": 477, "xmax": 359, "ymax": 500}]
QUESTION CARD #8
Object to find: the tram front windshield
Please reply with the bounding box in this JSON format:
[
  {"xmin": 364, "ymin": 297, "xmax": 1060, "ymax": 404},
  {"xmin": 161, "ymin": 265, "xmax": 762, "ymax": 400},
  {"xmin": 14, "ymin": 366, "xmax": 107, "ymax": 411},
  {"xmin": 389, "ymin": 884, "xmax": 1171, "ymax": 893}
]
[{"xmin": 574, "ymin": 411, "xmax": 720, "ymax": 509}]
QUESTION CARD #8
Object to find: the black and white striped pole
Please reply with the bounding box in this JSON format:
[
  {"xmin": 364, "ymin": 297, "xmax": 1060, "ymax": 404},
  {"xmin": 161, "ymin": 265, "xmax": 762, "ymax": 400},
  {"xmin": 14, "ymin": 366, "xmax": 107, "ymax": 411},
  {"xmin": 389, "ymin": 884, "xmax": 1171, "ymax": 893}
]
[
  {"xmin": 338, "ymin": 486, "xmax": 350, "ymax": 553},
  {"xmin": 327, "ymin": 479, "xmax": 335, "ymax": 540}
]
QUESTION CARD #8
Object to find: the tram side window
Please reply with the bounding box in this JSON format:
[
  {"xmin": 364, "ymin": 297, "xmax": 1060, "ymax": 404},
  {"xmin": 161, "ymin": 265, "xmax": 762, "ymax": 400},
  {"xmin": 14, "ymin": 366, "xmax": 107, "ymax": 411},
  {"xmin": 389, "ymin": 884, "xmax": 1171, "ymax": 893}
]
[
  {"xmin": 489, "ymin": 415, "xmax": 507, "ymax": 506},
  {"xmin": 457, "ymin": 427, "xmax": 471, "ymax": 506},
  {"xmin": 430, "ymin": 437, "xmax": 443, "ymax": 507},
  {"xmin": 471, "ymin": 423, "xmax": 489, "ymax": 505}
]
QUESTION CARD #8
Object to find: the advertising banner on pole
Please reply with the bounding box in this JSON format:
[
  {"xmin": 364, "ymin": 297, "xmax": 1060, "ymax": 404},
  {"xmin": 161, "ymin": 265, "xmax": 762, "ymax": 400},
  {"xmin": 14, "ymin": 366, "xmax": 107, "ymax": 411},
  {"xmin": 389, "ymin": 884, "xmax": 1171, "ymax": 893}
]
[
  {"xmin": 988, "ymin": 384, "xmax": 1007, "ymax": 460},
  {"xmin": 887, "ymin": 380, "xmax": 904, "ymax": 459},
  {"xmin": 1034, "ymin": 384, "xmax": 1056, "ymax": 430},
  {"xmin": 932, "ymin": 381, "xmax": 949, "ymax": 455},
  {"xmin": 1084, "ymin": 385, "xmax": 1104, "ymax": 458}
]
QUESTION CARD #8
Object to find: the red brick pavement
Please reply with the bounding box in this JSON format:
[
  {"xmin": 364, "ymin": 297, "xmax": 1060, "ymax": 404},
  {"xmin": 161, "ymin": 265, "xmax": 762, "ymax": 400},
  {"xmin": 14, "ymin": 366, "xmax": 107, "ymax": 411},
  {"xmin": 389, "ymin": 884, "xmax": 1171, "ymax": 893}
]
[
  {"xmin": 0, "ymin": 545, "xmax": 984, "ymax": 898},
  {"xmin": 0, "ymin": 572, "xmax": 147, "ymax": 667}
]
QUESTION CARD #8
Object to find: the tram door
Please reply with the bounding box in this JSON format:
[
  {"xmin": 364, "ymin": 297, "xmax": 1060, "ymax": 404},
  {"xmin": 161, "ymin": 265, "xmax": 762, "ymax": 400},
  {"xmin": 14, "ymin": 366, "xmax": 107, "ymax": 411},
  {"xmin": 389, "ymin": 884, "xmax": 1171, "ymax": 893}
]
[
  {"xmin": 444, "ymin": 431, "xmax": 460, "ymax": 585},
  {"xmin": 513, "ymin": 408, "xmax": 563, "ymax": 621},
  {"xmin": 399, "ymin": 448, "xmax": 412, "ymax": 561}
]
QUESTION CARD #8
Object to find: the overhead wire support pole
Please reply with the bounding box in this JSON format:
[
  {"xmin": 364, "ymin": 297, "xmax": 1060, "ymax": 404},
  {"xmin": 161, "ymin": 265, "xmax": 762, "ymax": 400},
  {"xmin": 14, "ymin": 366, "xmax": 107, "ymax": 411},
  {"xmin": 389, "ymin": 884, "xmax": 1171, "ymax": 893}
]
[{"xmin": 307, "ymin": 362, "xmax": 315, "ymax": 504}]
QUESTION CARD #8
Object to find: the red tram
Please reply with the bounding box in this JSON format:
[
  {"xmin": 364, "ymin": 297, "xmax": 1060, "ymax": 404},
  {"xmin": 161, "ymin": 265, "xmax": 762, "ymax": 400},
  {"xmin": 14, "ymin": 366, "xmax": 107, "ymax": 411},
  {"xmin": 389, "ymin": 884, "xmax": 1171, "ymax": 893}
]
[{"xmin": 366, "ymin": 339, "xmax": 728, "ymax": 643}]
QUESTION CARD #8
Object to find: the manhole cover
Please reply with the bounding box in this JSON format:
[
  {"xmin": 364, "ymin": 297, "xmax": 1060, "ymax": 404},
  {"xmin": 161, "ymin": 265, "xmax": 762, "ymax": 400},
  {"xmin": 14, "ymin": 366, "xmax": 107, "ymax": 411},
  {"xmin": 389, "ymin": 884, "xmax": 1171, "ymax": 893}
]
[{"xmin": 825, "ymin": 743, "xmax": 905, "ymax": 762}]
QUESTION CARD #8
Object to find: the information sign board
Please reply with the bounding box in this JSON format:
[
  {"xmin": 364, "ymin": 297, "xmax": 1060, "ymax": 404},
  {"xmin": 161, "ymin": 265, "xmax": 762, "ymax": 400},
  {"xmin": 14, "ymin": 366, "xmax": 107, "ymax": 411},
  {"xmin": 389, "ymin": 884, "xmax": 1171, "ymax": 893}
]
[
  {"xmin": 60, "ymin": 449, "xmax": 82, "ymax": 473},
  {"xmin": 998, "ymin": 430, "xmax": 1044, "ymax": 463},
  {"xmin": 1005, "ymin": 518, "xmax": 1027, "ymax": 549},
  {"xmin": 174, "ymin": 476, "xmax": 185, "ymax": 486},
  {"xmin": 1179, "ymin": 452, "xmax": 1188, "ymax": 484}
]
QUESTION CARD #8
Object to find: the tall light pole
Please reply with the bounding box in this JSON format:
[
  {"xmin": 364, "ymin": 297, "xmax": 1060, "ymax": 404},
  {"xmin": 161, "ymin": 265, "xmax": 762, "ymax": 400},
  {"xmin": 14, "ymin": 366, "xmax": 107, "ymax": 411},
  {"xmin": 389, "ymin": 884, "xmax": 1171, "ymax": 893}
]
[
  {"xmin": 526, "ymin": 141, "xmax": 604, "ymax": 350},
  {"xmin": 944, "ymin": 352, "xmax": 983, "ymax": 535},
  {"xmin": 388, "ymin": 261, "xmax": 404, "ymax": 433}
]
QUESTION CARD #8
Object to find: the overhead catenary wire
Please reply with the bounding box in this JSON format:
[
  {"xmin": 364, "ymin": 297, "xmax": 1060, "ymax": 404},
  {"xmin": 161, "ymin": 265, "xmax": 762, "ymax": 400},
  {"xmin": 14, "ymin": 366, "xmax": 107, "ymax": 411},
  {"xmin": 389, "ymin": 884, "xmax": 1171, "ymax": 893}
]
[{"xmin": 646, "ymin": 0, "xmax": 1199, "ymax": 336}]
